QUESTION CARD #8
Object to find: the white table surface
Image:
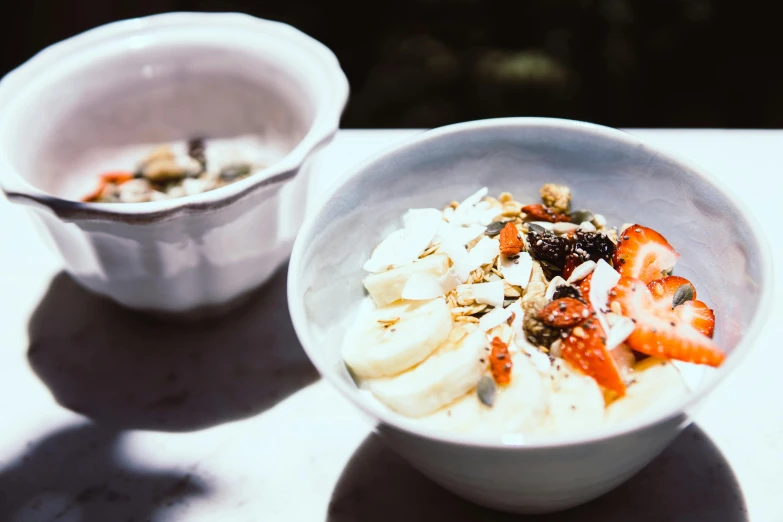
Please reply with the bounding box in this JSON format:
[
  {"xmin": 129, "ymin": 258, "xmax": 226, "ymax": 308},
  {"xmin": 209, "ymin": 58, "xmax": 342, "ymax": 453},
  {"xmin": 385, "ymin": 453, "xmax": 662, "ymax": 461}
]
[{"xmin": 0, "ymin": 129, "xmax": 781, "ymax": 522}]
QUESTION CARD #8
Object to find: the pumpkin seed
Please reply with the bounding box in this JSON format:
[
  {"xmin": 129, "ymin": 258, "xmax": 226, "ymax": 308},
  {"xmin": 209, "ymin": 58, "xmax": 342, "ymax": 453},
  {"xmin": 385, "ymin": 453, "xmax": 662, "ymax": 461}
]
[
  {"xmin": 485, "ymin": 221, "xmax": 507, "ymax": 237},
  {"xmin": 220, "ymin": 163, "xmax": 252, "ymax": 181},
  {"xmin": 527, "ymin": 223, "xmax": 549, "ymax": 234},
  {"xmin": 569, "ymin": 210, "xmax": 595, "ymax": 224},
  {"xmin": 477, "ymin": 376, "xmax": 497, "ymax": 407},
  {"xmin": 672, "ymin": 284, "xmax": 695, "ymax": 308}
]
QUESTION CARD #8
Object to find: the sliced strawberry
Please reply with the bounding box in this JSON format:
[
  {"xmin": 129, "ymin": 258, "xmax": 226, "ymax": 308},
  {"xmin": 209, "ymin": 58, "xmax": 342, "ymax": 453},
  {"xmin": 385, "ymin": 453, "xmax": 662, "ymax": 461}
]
[
  {"xmin": 610, "ymin": 277, "xmax": 724, "ymax": 366},
  {"xmin": 614, "ymin": 225, "xmax": 679, "ymax": 283},
  {"xmin": 561, "ymin": 318, "xmax": 626, "ymax": 397},
  {"xmin": 562, "ymin": 255, "xmax": 580, "ymax": 280},
  {"xmin": 538, "ymin": 297, "xmax": 590, "ymax": 328},
  {"xmin": 674, "ymin": 301, "xmax": 716, "ymax": 337},
  {"xmin": 647, "ymin": 276, "xmax": 715, "ymax": 337},
  {"xmin": 577, "ymin": 272, "xmax": 592, "ymax": 301},
  {"xmin": 647, "ymin": 276, "xmax": 696, "ymax": 303}
]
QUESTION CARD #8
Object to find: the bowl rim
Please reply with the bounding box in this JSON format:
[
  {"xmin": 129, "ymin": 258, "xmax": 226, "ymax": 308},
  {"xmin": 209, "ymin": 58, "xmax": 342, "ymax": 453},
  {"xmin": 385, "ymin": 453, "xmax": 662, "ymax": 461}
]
[
  {"xmin": 0, "ymin": 12, "xmax": 349, "ymax": 222},
  {"xmin": 288, "ymin": 116, "xmax": 774, "ymax": 449}
]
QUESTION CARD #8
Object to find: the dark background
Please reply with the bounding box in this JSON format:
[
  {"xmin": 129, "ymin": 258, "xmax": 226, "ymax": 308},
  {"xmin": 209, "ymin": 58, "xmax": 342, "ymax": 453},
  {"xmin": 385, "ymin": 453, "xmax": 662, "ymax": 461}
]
[{"xmin": 3, "ymin": 0, "xmax": 781, "ymax": 129}]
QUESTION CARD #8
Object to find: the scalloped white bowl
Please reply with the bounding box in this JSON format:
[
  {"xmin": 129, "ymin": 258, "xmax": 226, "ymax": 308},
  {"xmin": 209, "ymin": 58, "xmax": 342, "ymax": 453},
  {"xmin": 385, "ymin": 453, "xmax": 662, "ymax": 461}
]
[
  {"xmin": 0, "ymin": 12, "xmax": 348, "ymax": 314},
  {"xmin": 288, "ymin": 118, "xmax": 772, "ymax": 513}
]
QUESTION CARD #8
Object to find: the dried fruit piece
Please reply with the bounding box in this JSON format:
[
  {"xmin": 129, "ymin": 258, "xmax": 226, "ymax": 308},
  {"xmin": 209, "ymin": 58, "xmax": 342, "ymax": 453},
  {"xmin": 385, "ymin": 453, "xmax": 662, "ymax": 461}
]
[
  {"xmin": 526, "ymin": 229, "xmax": 570, "ymax": 269},
  {"xmin": 561, "ymin": 318, "xmax": 626, "ymax": 397},
  {"xmin": 610, "ymin": 277, "xmax": 724, "ymax": 366},
  {"xmin": 552, "ymin": 284, "xmax": 585, "ymax": 303},
  {"xmin": 538, "ymin": 297, "xmax": 590, "ymax": 328},
  {"xmin": 499, "ymin": 222, "xmax": 523, "ymax": 255},
  {"xmin": 489, "ymin": 336, "xmax": 512, "ymax": 385},
  {"xmin": 614, "ymin": 225, "xmax": 679, "ymax": 283},
  {"xmin": 521, "ymin": 204, "xmax": 570, "ymax": 223}
]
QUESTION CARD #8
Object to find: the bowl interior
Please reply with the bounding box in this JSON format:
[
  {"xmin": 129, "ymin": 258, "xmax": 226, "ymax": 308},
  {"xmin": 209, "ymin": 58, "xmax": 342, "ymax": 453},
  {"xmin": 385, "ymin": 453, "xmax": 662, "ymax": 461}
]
[
  {"xmin": 0, "ymin": 28, "xmax": 316, "ymax": 200},
  {"xmin": 291, "ymin": 119, "xmax": 768, "ymax": 441}
]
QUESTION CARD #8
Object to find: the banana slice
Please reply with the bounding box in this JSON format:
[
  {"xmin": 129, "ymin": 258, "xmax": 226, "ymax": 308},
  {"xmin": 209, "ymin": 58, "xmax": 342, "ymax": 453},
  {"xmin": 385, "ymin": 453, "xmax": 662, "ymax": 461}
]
[
  {"xmin": 540, "ymin": 359, "xmax": 606, "ymax": 435},
  {"xmin": 368, "ymin": 324, "xmax": 489, "ymax": 417},
  {"xmin": 363, "ymin": 254, "xmax": 450, "ymax": 307},
  {"xmin": 605, "ymin": 357, "xmax": 688, "ymax": 425},
  {"xmin": 418, "ymin": 353, "xmax": 549, "ymax": 436},
  {"xmin": 342, "ymin": 298, "xmax": 453, "ymax": 379}
]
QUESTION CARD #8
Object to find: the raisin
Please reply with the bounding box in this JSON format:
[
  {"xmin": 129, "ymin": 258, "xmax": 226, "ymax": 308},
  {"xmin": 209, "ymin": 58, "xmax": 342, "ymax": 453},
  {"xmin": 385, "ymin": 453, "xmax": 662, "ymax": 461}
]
[
  {"xmin": 553, "ymin": 284, "xmax": 585, "ymax": 302},
  {"xmin": 526, "ymin": 230, "xmax": 570, "ymax": 270},
  {"xmin": 570, "ymin": 230, "xmax": 615, "ymax": 265}
]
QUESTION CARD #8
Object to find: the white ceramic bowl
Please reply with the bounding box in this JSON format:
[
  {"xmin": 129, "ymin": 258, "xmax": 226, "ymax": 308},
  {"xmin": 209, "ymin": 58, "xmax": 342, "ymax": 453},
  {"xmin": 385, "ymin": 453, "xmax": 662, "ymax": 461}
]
[
  {"xmin": 0, "ymin": 12, "xmax": 348, "ymax": 314},
  {"xmin": 288, "ymin": 118, "xmax": 773, "ymax": 513}
]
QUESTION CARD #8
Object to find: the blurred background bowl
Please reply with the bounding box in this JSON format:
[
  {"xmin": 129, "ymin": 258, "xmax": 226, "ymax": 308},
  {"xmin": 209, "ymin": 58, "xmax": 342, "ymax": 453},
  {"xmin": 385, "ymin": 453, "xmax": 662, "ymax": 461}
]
[
  {"xmin": 288, "ymin": 117, "xmax": 772, "ymax": 513},
  {"xmin": 0, "ymin": 12, "xmax": 348, "ymax": 315}
]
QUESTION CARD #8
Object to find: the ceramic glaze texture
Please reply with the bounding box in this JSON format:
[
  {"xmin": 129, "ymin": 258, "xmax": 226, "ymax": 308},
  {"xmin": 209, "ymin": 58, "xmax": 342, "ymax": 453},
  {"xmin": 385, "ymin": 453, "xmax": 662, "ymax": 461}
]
[
  {"xmin": 0, "ymin": 13, "xmax": 348, "ymax": 313},
  {"xmin": 288, "ymin": 118, "xmax": 772, "ymax": 513}
]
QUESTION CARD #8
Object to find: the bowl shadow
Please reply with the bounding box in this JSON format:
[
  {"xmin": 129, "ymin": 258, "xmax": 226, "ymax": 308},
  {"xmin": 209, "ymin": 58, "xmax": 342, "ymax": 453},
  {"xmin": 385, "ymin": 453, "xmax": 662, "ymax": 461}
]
[
  {"xmin": 328, "ymin": 425, "xmax": 747, "ymax": 521},
  {"xmin": 26, "ymin": 262, "xmax": 319, "ymax": 432},
  {"xmin": 0, "ymin": 422, "xmax": 208, "ymax": 521}
]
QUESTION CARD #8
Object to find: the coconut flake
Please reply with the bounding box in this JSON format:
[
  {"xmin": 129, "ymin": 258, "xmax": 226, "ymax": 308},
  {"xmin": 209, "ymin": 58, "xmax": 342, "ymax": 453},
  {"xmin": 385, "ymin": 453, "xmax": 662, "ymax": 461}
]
[
  {"xmin": 479, "ymin": 306, "xmax": 512, "ymax": 331},
  {"xmin": 506, "ymin": 299, "xmax": 524, "ymax": 336},
  {"xmin": 363, "ymin": 209, "xmax": 442, "ymax": 273},
  {"xmin": 401, "ymin": 273, "xmax": 445, "ymax": 300},
  {"xmin": 671, "ymin": 360, "xmax": 712, "ymax": 391},
  {"xmin": 447, "ymin": 188, "xmax": 501, "ymax": 226},
  {"xmin": 439, "ymin": 241, "xmax": 473, "ymax": 282},
  {"xmin": 588, "ymin": 259, "xmax": 621, "ymax": 334},
  {"xmin": 434, "ymin": 222, "xmax": 485, "ymax": 247},
  {"xmin": 471, "ymin": 281, "xmax": 505, "ymax": 308},
  {"xmin": 438, "ymin": 269, "xmax": 462, "ymax": 295},
  {"xmin": 472, "ymin": 200, "xmax": 502, "ymax": 226},
  {"xmin": 545, "ymin": 276, "xmax": 568, "ymax": 301},
  {"xmin": 499, "ymin": 252, "xmax": 533, "ymax": 288},
  {"xmin": 579, "ymin": 221, "xmax": 597, "ymax": 232},
  {"xmin": 447, "ymin": 187, "xmax": 489, "ymax": 225},
  {"xmin": 460, "ymin": 187, "xmax": 488, "ymax": 209},
  {"xmin": 605, "ymin": 316, "xmax": 635, "ymax": 351},
  {"xmin": 566, "ymin": 260, "xmax": 597, "ymax": 283},
  {"xmin": 469, "ymin": 237, "xmax": 500, "ymax": 267}
]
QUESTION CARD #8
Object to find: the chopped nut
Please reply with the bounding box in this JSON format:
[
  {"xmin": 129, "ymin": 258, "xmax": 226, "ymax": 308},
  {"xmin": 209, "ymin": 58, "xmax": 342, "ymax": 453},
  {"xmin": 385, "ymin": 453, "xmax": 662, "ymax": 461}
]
[{"xmin": 498, "ymin": 192, "xmax": 513, "ymax": 203}]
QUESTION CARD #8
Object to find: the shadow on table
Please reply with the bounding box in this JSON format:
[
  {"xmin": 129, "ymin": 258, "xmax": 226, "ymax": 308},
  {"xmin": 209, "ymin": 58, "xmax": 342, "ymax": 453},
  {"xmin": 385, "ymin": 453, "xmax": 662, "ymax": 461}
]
[
  {"xmin": 0, "ymin": 422, "xmax": 208, "ymax": 522},
  {"xmin": 26, "ymin": 262, "xmax": 319, "ymax": 432},
  {"xmin": 328, "ymin": 425, "xmax": 746, "ymax": 522}
]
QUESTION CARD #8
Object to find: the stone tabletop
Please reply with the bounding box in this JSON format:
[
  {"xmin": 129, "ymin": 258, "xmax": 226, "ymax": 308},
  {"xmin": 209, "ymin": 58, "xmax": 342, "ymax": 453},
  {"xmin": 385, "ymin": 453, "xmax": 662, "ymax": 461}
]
[{"xmin": 0, "ymin": 129, "xmax": 780, "ymax": 522}]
